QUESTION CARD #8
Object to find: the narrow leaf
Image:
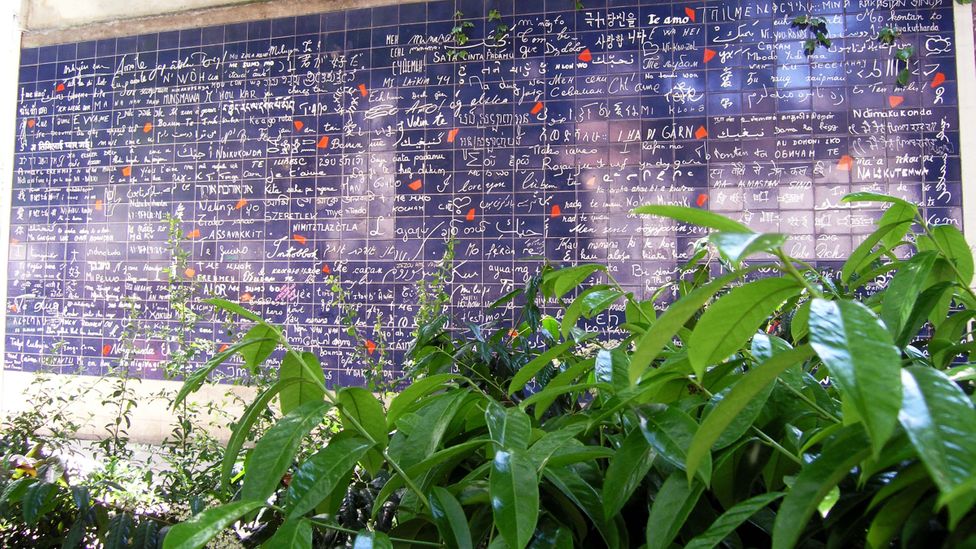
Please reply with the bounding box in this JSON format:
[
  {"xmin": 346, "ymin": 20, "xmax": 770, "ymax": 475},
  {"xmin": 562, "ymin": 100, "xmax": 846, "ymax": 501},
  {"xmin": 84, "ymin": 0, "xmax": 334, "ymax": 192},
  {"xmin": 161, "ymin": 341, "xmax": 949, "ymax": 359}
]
[
  {"xmin": 685, "ymin": 492, "xmax": 785, "ymax": 549},
  {"xmin": 490, "ymin": 450, "xmax": 539, "ymax": 549},
  {"xmin": 430, "ymin": 487, "xmax": 474, "ymax": 549},
  {"xmin": 639, "ymin": 404, "xmax": 710, "ymax": 484},
  {"xmin": 286, "ymin": 434, "xmax": 373, "ymax": 518},
  {"xmin": 603, "ymin": 429, "xmax": 656, "ymax": 520},
  {"xmin": 633, "ymin": 205, "xmax": 751, "ymax": 233},
  {"xmin": 709, "ymin": 232, "xmax": 788, "ymax": 262},
  {"xmin": 486, "ymin": 400, "xmax": 532, "ymax": 450},
  {"xmin": 646, "ymin": 472, "xmax": 705, "ymax": 549},
  {"xmin": 262, "ymin": 519, "xmax": 312, "ymax": 549},
  {"xmin": 162, "ymin": 500, "xmax": 265, "ymax": 549},
  {"xmin": 808, "ymin": 299, "xmax": 901, "ymax": 455},
  {"xmin": 279, "ymin": 351, "xmax": 325, "ymax": 415}
]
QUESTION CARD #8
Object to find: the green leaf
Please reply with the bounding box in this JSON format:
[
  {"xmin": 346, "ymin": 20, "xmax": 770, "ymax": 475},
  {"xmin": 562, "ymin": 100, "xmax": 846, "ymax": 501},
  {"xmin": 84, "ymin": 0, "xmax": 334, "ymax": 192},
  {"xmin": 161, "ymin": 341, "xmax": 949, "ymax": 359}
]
[
  {"xmin": 510, "ymin": 333, "xmax": 595, "ymax": 393},
  {"xmin": 173, "ymin": 337, "xmax": 277, "ymax": 409},
  {"xmin": 205, "ymin": 297, "xmax": 265, "ymax": 322},
  {"xmin": 279, "ymin": 351, "xmax": 325, "ymax": 415},
  {"xmin": 772, "ymin": 427, "xmax": 871, "ymax": 549},
  {"xmin": 808, "ymin": 299, "xmax": 901, "ymax": 456},
  {"xmin": 897, "ymin": 68, "xmax": 911, "ymax": 87},
  {"xmin": 881, "ymin": 251, "xmax": 938, "ymax": 338},
  {"xmin": 638, "ymin": 404, "xmax": 710, "ymax": 484},
  {"xmin": 562, "ymin": 287, "xmax": 621, "ymax": 338},
  {"xmin": 262, "ymin": 519, "xmax": 312, "ymax": 549},
  {"xmin": 899, "ymin": 367, "xmax": 976, "ymax": 495},
  {"xmin": 241, "ymin": 401, "xmax": 330, "ymax": 502},
  {"xmin": 131, "ymin": 519, "xmax": 160, "ymax": 549},
  {"xmin": 490, "ymin": 450, "xmax": 539, "ymax": 549},
  {"xmin": 286, "ymin": 434, "xmax": 373, "ymax": 518},
  {"xmin": 841, "ymin": 191, "xmax": 918, "ymax": 211},
  {"xmin": 22, "ymin": 481, "xmax": 55, "ymax": 524},
  {"xmin": 841, "ymin": 222, "xmax": 913, "ymax": 283},
  {"xmin": 162, "ymin": 500, "xmax": 265, "ymax": 549},
  {"xmin": 687, "ymin": 346, "xmax": 813, "ymax": 481},
  {"xmin": 395, "ymin": 390, "xmax": 471, "ymax": 469},
  {"xmin": 105, "ymin": 513, "xmax": 133, "ymax": 549},
  {"xmin": 542, "ymin": 264, "xmax": 606, "ymax": 299},
  {"xmin": 221, "ymin": 378, "xmax": 301, "ymax": 491},
  {"xmin": 353, "ymin": 531, "xmax": 394, "ymax": 549},
  {"xmin": 486, "ymin": 400, "xmax": 532, "ymax": 450},
  {"xmin": 603, "ymin": 429, "xmax": 656, "ymax": 520},
  {"xmin": 527, "ymin": 358, "xmax": 595, "ymax": 420},
  {"xmin": 646, "ymin": 472, "xmax": 705, "ymax": 549},
  {"xmin": 709, "ymin": 232, "xmax": 787, "ymax": 263},
  {"xmin": 239, "ymin": 324, "xmax": 280, "ymax": 373},
  {"xmin": 430, "ymin": 487, "xmax": 474, "ymax": 549},
  {"xmin": 633, "ymin": 204, "xmax": 751, "ymax": 233},
  {"xmin": 387, "ymin": 373, "xmax": 457, "ymax": 428},
  {"xmin": 866, "ymin": 482, "xmax": 929, "ymax": 549},
  {"xmin": 594, "ymin": 348, "xmax": 629, "ymax": 392},
  {"xmin": 339, "ymin": 387, "xmax": 388, "ymax": 449},
  {"xmin": 685, "ymin": 492, "xmax": 785, "ymax": 549},
  {"xmin": 918, "ymin": 224, "xmax": 974, "ymax": 286},
  {"xmin": 544, "ymin": 466, "xmax": 621, "ymax": 547},
  {"xmin": 629, "ymin": 269, "xmax": 754, "ymax": 384},
  {"xmin": 688, "ymin": 277, "xmax": 803, "ymax": 379}
]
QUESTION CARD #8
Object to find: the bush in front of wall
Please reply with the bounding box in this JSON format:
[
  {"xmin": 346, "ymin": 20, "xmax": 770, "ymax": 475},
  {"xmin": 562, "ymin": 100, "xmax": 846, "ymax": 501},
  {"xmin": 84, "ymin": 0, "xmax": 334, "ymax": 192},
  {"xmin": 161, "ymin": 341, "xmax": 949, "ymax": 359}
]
[{"xmin": 157, "ymin": 191, "xmax": 976, "ymax": 549}]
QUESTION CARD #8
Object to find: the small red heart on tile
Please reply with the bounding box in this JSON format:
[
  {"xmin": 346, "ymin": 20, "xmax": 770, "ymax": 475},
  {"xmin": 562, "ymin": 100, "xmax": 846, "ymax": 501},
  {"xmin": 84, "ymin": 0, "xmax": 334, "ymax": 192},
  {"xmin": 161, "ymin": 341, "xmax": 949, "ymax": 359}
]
[
  {"xmin": 293, "ymin": 234, "xmax": 307, "ymax": 245},
  {"xmin": 365, "ymin": 340, "xmax": 377, "ymax": 354},
  {"xmin": 26, "ymin": 119, "xmax": 35, "ymax": 128},
  {"xmin": 219, "ymin": 343, "xmax": 229, "ymax": 352},
  {"xmin": 408, "ymin": 179, "xmax": 422, "ymax": 191},
  {"xmin": 466, "ymin": 208, "xmax": 476, "ymax": 221},
  {"xmin": 696, "ymin": 194, "xmax": 708, "ymax": 207},
  {"xmin": 695, "ymin": 126, "xmax": 708, "ymax": 139},
  {"xmin": 531, "ymin": 102, "xmax": 544, "ymax": 115},
  {"xmin": 186, "ymin": 229, "xmax": 201, "ymax": 239},
  {"xmin": 703, "ymin": 48, "xmax": 716, "ymax": 63},
  {"xmin": 888, "ymin": 95, "xmax": 904, "ymax": 108},
  {"xmin": 102, "ymin": 344, "xmax": 112, "ymax": 356},
  {"xmin": 121, "ymin": 166, "xmax": 132, "ymax": 177},
  {"xmin": 685, "ymin": 7, "xmax": 696, "ymax": 22},
  {"xmin": 293, "ymin": 120, "xmax": 304, "ymax": 131},
  {"xmin": 184, "ymin": 267, "xmax": 196, "ymax": 278},
  {"xmin": 235, "ymin": 198, "xmax": 248, "ymax": 209},
  {"xmin": 143, "ymin": 122, "xmax": 153, "ymax": 133},
  {"xmin": 837, "ymin": 155, "xmax": 853, "ymax": 171},
  {"xmin": 578, "ymin": 48, "xmax": 592, "ymax": 62},
  {"xmin": 931, "ymin": 72, "xmax": 946, "ymax": 88},
  {"xmin": 447, "ymin": 128, "xmax": 459, "ymax": 142},
  {"xmin": 358, "ymin": 84, "xmax": 368, "ymax": 97},
  {"xmin": 55, "ymin": 83, "xmax": 65, "ymax": 93},
  {"xmin": 94, "ymin": 199, "xmax": 103, "ymax": 211},
  {"xmin": 322, "ymin": 264, "xmax": 331, "ymax": 274},
  {"xmin": 551, "ymin": 204, "xmax": 562, "ymax": 218},
  {"xmin": 317, "ymin": 136, "xmax": 330, "ymax": 148}
]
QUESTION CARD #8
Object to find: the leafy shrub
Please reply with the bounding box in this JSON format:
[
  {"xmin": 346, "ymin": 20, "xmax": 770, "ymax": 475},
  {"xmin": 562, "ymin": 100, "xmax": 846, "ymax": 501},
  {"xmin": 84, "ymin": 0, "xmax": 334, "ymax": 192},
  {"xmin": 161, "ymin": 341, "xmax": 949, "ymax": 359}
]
[{"xmin": 10, "ymin": 191, "xmax": 976, "ymax": 548}]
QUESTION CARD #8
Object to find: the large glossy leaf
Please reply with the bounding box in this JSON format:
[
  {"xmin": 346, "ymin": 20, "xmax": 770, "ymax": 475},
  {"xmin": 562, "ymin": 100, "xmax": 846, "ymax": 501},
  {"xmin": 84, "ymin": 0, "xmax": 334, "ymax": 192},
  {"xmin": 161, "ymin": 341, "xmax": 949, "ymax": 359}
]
[
  {"xmin": 510, "ymin": 334, "xmax": 596, "ymax": 393},
  {"xmin": 21, "ymin": 481, "xmax": 55, "ymax": 524},
  {"xmin": 486, "ymin": 400, "xmax": 531, "ymax": 450},
  {"xmin": 352, "ymin": 531, "xmax": 394, "ymax": 549},
  {"xmin": 633, "ymin": 204, "xmax": 751, "ymax": 233},
  {"xmin": 866, "ymin": 482, "xmax": 929, "ymax": 549},
  {"xmin": 387, "ymin": 373, "xmax": 457, "ymax": 428},
  {"xmin": 841, "ymin": 222, "xmax": 912, "ymax": 283},
  {"xmin": 162, "ymin": 500, "xmax": 265, "ymax": 549},
  {"xmin": 594, "ymin": 349, "xmax": 629, "ymax": 393},
  {"xmin": 490, "ymin": 450, "xmax": 539, "ymax": 549},
  {"xmin": 639, "ymin": 404, "xmax": 710, "ymax": 484},
  {"xmin": 685, "ymin": 492, "xmax": 784, "ymax": 549},
  {"xmin": 918, "ymin": 224, "xmax": 974, "ymax": 285},
  {"xmin": 646, "ymin": 472, "xmax": 705, "ymax": 549},
  {"xmin": 688, "ymin": 277, "xmax": 802, "ymax": 379},
  {"xmin": 131, "ymin": 519, "xmax": 160, "ymax": 549},
  {"xmin": 286, "ymin": 434, "xmax": 373, "ymax": 518},
  {"xmin": 881, "ymin": 252, "xmax": 938, "ymax": 339},
  {"xmin": 430, "ymin": 486, "xmax": 473, "ymax": 549},
  {"xmin": 562, "ymin": 287, "xmax": 623, "ymax": 337},
  {"xmin": 279, "ymin": 351, "xmax": 325, "ymax": 415},
  {"xmin": 808, "ymin": 298, "xmax": 901, "ymax": 455},
  {"xmin": 772, "ymin": 427, "xmax": 872, "ymax": 549},
  {"xmin": 686, "ymin": 345, "xmax": 813, "ymax": 481},
  {"xmin": 395, "ymin": 390, "xmax": 471, "ymax": 469},
  {"xmin": 262, "ymin": 519, "xmax": 312, "ymax": 548},
  {"xmin": 239, "ymin": 323, "xmax": 280, "ymax": 373},
  {"xmin": 241, "ymin": 401, "xmax": 330, "ymax": 502},
  {"xmin": 709, "ymin": 232, "xmax": 787, "ymax": 263},
  {"xmin": 221, "ymin": 378, "xmax": 301, "ymax": 491},
  {"xmin": 899, "ymin": 367, "xmax": 976, "ymax": 495},
  {"xmin": 629, "ymin": 269, "xmax": 753, "ymax": 384},
  {"xmin": 841, "ymin": 191, "xmax": 919, "ymax": 211},
  {"xmin": 544, "ymin": 465, "xmax": 621, "ymax": 548},
  {"xmin": 339, "ymin": 387, "xmax": 388, "ymax": 448},
  {"xmin": 542, "ymin": 264, "xmax": 607, "ymax": 299},
  {"xmin": 173, "ymin": 337, "xmax": 277, "ymax": 408},
  {"xmin": 527, "ymin": 358, "xmax": 595, "ymax": 420},
  {"xmin": 603, "ymin": 429, "xmax": 656, "ymax": 520},
  {"xmin": 105, "ymin": 513, "xmax": 133, "ymax": 549},
  {"xmin": 206, "ymin": 297, "xmax": 265, "ymax": 322}
]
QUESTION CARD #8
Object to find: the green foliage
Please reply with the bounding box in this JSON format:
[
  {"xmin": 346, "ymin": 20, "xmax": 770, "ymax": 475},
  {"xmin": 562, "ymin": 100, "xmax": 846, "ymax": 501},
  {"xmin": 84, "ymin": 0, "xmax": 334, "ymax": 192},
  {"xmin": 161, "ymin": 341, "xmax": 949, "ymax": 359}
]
[
  {"xmin": 791, "ymin": 14, "xmax": 831, "ymax": 55},
  {"xmin": 157, "ymin": 190, "xmax": 976, "ymax": 548}
]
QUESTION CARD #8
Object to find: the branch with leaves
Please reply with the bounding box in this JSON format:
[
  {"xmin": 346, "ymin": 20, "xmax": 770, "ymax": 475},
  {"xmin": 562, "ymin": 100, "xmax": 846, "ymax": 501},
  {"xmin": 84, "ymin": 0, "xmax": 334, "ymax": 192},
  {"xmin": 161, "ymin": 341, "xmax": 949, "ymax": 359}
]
[
  {"xmin": 446, "ymin": 10, "xmax": 475, "ymax": 61},
  {"xmin": 792, "ymin": 14, "xmax": 831, "ymax": 55},
  {"xmin": 878, "ymin": 26, "xmax": 915, "ymax": 87}
]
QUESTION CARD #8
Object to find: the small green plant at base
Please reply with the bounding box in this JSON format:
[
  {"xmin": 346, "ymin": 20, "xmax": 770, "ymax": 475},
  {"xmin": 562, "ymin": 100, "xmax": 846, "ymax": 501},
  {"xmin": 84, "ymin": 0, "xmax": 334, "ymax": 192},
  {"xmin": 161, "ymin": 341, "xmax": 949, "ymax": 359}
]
[
  {"xmin": 446, "ymin": 10, "xmax": 475, "ymax": 61},
  {"xmin": 792, "ymin": 14, "xmax": 831, "ymax": 55}
]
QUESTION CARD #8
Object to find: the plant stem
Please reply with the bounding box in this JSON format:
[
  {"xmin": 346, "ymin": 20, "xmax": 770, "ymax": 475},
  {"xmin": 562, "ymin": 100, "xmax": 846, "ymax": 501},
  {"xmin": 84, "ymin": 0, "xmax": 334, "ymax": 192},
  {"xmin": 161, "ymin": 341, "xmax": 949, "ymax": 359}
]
[
  {"xmin": 750, "ymin": 425, "xmax": 804, "ymax": 465},
  {"xmin": 775, "ymin": 378, "xmax": 841, "ymax": 423},
  {"xmin": 775, "ymin": 248, "xmax": 823, "ymax": 298},
  {"xmin": 304, "ymin": 517, "xmax": 444, "ymax": 547}
]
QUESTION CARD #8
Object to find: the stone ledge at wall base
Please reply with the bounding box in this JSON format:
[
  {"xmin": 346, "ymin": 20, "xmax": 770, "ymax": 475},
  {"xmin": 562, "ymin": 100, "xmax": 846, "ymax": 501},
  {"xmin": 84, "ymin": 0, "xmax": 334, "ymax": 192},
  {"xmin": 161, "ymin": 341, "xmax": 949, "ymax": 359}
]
[
  {"xmin": 0, "ymin": 370, "xmax": 257, "ymax": 445},
  {"xmin": 20, "ymin": 0, "xmax": 422, "ymax": 46}
]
